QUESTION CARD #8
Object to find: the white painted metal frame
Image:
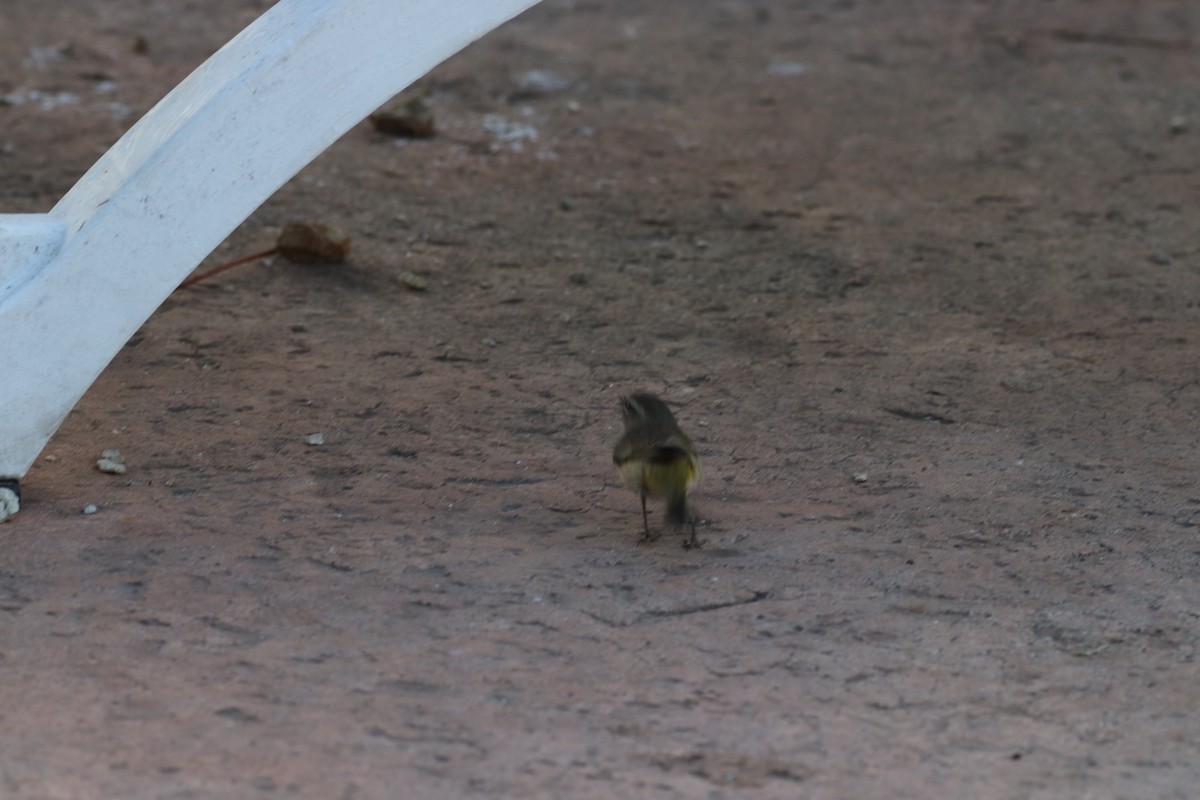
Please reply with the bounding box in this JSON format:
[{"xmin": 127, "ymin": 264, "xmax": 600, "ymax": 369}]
[{"xmin": 0, "ymin": 0, "xmax": 542, "ymax": 518}]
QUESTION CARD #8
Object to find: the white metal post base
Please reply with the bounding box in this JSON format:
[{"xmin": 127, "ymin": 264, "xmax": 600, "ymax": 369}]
[{"xmin": 0, "ymin": 0, "xmax": 542, "ymax": 519}]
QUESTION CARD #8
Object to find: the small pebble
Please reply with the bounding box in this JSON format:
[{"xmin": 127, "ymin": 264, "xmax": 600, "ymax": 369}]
[
  {"xmin": 277, "ymin": 221, "xmax": 351, "ymax": 263},
  {"xmin": 305, "ymin": 433, "xmax": 325, "ymax": 446},
  {"xmin": 395, "ymin": 270, "xmax": 428, "ymax": 291},
  {"xmin": 513, "ymin": 69, "xmax": 572, "ymax": 96},
  {"xmin": 482, "ymin": 337, "xmax": 498, "ymax": 348},
  {"xmin": 82, "ymin": 504, "xmax": 98, "ymax": 515},
  {"xmin": 97, "ymin": 448, "xmax": 127, "ymax": 475},
  {"xmin": 767, "ymin": 61, "xmax": 808, "ymax": 76},
  {"xmin": 369, "ymin": 96, "xmax": 435, "ymax": 138},
  {"xmin": 853, "ymin": 473, "xmax": 869, "ymax": 483},
  {"xmin": 0, "ymin": 486, "xmax": 19, "ymax": 522}
]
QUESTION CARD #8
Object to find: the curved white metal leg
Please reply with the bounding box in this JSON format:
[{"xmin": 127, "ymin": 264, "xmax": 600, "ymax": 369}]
[{"xmin": 0, "ymin": 0, "xmax": 541, "ymax": 515}]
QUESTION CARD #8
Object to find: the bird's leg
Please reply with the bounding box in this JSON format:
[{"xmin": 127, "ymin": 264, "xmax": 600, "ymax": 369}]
[
  {"xmin": 637, "ymin": 491, "xmax": 657, "ymax": 543},
  {"xmin": 682, "ymin": 518, "xmax": 700, "ymax": 549}
]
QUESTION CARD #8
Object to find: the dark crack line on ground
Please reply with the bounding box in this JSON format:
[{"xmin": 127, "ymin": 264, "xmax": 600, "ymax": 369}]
[
  {"xmin": 306, "ymin": 556, "xmax": 355, "ymax": 573},
  {"xmin": 884, "ymin": 407, "xmax": 955, "ymax": 425},
  {"xmin": 576, "ymin": 591, "xmax": 771, "ymax": 628},
  {"xmin": 641, "ymin": 591, "xmax": 771, "ymax": 621},
  {"xmin": 443, "ymin": 476, "xmax": 546, "ymax": 487}
]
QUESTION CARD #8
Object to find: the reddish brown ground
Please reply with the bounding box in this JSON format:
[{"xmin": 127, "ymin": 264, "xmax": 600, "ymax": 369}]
[{"xmin": 2, "ymin": 1, "xmax": 1199, "ymax": 797}]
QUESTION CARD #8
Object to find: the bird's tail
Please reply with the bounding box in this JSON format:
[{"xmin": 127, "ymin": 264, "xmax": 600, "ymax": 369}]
[{"xmin": 665, "ymin": 492, "xmax": 691, "ymax": 526}]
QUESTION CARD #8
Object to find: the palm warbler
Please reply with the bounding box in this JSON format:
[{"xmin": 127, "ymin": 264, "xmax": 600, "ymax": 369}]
[{"xmin": 612, "ymin": 393, "xmax": 700, "ymax": 547}]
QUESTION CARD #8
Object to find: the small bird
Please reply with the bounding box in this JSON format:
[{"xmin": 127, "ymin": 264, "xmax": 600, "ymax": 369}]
[{"xmin": 612, "ymin": 393, "xmax": 700, "ymax": 548}]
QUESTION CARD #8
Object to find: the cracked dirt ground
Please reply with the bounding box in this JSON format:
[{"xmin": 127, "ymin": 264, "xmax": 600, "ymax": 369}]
[{"xmin": 2, "ymin": 1, "xmax": 1199, "ymax": 797}]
